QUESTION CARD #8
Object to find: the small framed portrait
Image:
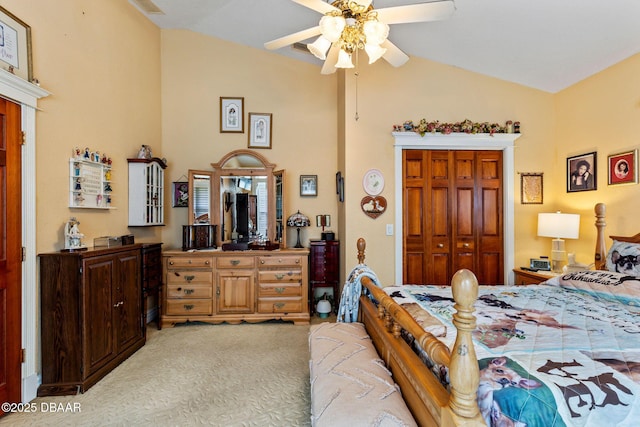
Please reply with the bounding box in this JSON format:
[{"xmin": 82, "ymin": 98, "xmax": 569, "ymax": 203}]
[
  {"xmin": 248, "ymin": 113, "xmax": 272, "ymax": 149},
  {"xmin": 567, "ymin": 152, "xmax": 597, "ymax": 193},
  {"xmin": 608, "ymin": 149, "xmax": 638, "ymax": 185},
  {"xmin": 172, "ymin": 181, "xmax": 189, "ymax": 207},
  {"xmin": 220, "ymin": 97, "xmax": 244, "ymax": 133},
  {"xmin": 300, "ymin": 175, "xmax": 317, "ymax": 197},
  {"xmin": 520, "ymin": 173, "xmax": 543, "ymax": 204}
]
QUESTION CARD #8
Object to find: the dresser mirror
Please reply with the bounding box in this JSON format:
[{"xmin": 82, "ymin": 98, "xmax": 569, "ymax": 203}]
[{"xmin": 189, "ymin": 149, "xmax": 285, "ymax": 248}]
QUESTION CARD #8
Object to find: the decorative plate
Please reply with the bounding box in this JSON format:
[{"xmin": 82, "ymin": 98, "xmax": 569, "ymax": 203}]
[{"xmin": 363, "ymin": 169, "xmax": 384, "ymax": 196}]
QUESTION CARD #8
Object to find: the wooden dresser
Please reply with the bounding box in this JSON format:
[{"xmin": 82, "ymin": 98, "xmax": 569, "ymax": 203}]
[
  {"xmin": 512, "ymin": 268, "xmax": 559, "ymax": 285},
  {"xmin": 38, "ymin": 245, "xmax": 145, "ymax": 396},
  {"xmin": 162, "ymin": 248, "xmax": 310, "ymax": 326}
]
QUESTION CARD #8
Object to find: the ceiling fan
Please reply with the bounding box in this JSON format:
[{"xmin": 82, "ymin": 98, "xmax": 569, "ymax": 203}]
[{"xmin": 264, "ymin": 0, "xmax": 455, "ymax": 74}]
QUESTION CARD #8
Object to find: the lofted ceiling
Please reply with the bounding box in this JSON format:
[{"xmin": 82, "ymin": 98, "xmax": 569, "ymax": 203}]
[{"xmin": 129, "ymin": 0, "xmax": 640, "ymax": 93}]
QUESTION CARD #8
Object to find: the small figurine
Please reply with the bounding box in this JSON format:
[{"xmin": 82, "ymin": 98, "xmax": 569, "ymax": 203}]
[
  {"xmin": 83, "ymin": 147, "xmax": 90, "ymax": 159},
  {"xmin": 137, "ymin": 145, "xmax": 151, "ymax": 159},
  {"xmin": 64, "ymin": 217, "xmax": 86, "ymax": 250},
  {"xmin": 104, "ymin": 169, "xmax": 111, "ymax": 181},
  {"xmin": 101, "ymin": 153, "xmax": 108, "ymax": 164},
  {"xmin": 73, "ymin": 147, "xmax": 82, "ymax": 159}
]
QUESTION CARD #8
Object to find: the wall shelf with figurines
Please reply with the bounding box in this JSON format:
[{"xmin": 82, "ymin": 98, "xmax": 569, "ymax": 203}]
[{"xmin": 69, "ymin": 147, "xmax": 115, "ymax": 209}]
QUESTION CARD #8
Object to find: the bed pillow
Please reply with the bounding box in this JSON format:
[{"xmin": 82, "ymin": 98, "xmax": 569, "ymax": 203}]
[
  {"xmin": 605, "ymin": 240, "xmax": 640, "ymax": 276},
  {"xmin": 555, "ymin": 270, "xmax": 640, "ymax": 301}
]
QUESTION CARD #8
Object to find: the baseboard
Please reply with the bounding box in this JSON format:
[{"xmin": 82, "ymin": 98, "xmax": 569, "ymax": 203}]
[{"xmin": 22, "ymin": 373, "xmax": 40, "ymax": 402}]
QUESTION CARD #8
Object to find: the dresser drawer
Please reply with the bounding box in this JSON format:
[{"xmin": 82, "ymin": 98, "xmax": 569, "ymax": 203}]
[
  {"xmin": 166, "ymin": 270, "xmax": 213, "ymax": 285},
  {"xmin": 216, "ymin": 256, "xmax": 255, "ymax": 269},
  {"xmin": 166, "ymin": 256, "xmax": 213, "ymax": 269},
  {"xmin": 257, "ymin": 297, "xmax": 302, "ymax": 314},
  {"xmin": 165, "ymin": 299, "xmax": 212, "ymax": 315},
  {"xmin": 167, "ymin": 284, "xmax": 213, "ymax": 299},
  {"xmin": 258, "ymin": 270, "xmax": 302, "ymax": 283},
  {"xmin": 259, "ymin": 282, "xmax": 302, "ymax": 297},
  {"xmin": 258, "ymin": 256, "xmax": 303, "ymax": 268}
]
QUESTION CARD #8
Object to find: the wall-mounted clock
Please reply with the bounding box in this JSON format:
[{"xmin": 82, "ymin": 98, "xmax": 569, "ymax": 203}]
[{"xmin": 363, "ymin": 169, "xmax": 384, "ymax": 196}]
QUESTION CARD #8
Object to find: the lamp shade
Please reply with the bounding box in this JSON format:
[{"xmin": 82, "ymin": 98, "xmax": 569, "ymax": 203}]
[
  {"xmin": 287, "ymin": 210, "xmax": 310, "ymax": 227},
  {"xmin": 308, "ymin": 36, "xmax": 331, "ymax": 60},
  {"xmin": 537, "ymin": 212, "xmax": 580, "ymax": 239}
]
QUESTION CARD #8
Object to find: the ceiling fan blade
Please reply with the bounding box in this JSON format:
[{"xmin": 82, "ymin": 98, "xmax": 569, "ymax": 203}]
[
  {"xmin": 321, "ymin": 44, "xmax": 340, "ymax": 75},
  {"xmin": 264, "ymin": 26, "xmax": 321, "ymax": 50},
  {"xmin": 376, "ymin": 1, "xmax": 455, "ymax": 25},
  {"xmin": 381, "ymin": 40, "xmax": 409, "ymax": 67},
  {"xmin": 291, "ymin": 0, "xmax": 340, "ymax": 15}
]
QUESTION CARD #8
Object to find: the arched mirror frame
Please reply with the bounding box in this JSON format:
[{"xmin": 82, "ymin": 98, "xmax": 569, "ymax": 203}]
[{"xmin": 206, "ymin": 149, "xmax": 285, "ymax": 248}]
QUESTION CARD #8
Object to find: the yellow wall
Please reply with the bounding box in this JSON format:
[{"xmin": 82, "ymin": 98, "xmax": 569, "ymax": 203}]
[{"xmin": 2, "ymin": 0, "xmax": 163, "ymax": 252}]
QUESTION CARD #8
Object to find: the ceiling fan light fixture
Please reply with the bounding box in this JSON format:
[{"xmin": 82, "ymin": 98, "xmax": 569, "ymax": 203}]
[
  {"xmin": 319, "ymin": 15, "xmax": 346, "ymax": 42},
  {"xmin": 335, "ymin": 49, "xmax": 354, "ymax": 69},
  {"xmin": 364, "ymin": 43, "xmax": 387, "ymax": 64},
  {"xmin": 308, "ymin": 36, "xmax": 332, "ymax": 60},
  {"xmin": 363, "ymin": 20, "xmax": 389, "ymax": 45}
]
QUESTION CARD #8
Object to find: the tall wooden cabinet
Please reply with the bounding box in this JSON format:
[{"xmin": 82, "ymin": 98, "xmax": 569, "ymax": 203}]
[
  {"xmin": 309, "ymin": 240, "xmax": 340, "ymax": 314},
  {"xmin": 403, "ymin": 150, "xmax": 504, "ymax": 285},
  {"xmin": 38, "ymin": 245, "xmax": 145, "ymax": 396}
]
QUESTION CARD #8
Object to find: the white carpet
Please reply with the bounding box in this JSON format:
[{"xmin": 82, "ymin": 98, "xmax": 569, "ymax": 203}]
[{"xmin": 2, "ymin": 322, "xmax": 311, "ymax": 426}]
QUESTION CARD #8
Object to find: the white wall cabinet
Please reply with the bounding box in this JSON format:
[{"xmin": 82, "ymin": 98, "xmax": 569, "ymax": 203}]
[{"xmin": 128, "ymin": 158, "xmax": 167, "ymax": 226}]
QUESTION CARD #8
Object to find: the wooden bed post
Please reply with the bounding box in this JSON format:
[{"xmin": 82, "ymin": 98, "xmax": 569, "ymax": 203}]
[
  {"xmin": 594, "ymin": 203, "xmax": 607, "ymax": 270},
  {"xmin": 447, "ymin": 269, "xmax": 481, "ymax": 422}
]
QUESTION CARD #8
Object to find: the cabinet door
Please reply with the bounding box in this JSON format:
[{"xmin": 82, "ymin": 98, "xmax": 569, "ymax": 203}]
[
  {"xmin": 216, "ymin": 271, "xmax": 254, "ymax": 313},
  {"xmin": 83, "ymin": 256, "xmax": 117, "ymax": 377},
  {"xmin": 114, "ymin": 250, "xmax": 143, "ymax": 352},
  {"xmin": 310, "ymin": 244, "xmax": 327, "ymax": 282}
]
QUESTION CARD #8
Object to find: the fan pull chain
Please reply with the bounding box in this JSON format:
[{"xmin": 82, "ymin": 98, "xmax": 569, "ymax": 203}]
[{"xmin": 354, "ymin": 50, "xmax": 359, "ymax": 121}]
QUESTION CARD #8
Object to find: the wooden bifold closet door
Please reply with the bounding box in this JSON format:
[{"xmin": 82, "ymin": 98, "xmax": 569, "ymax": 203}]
[{"xmin": 403, "ymin": 150, "xmax": 504, "ymax": 285}]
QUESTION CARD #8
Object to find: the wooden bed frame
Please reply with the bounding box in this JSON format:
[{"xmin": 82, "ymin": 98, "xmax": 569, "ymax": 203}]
[{"xmin": 357, "ymin": 202, "xmax": 636, "ymax": 427}]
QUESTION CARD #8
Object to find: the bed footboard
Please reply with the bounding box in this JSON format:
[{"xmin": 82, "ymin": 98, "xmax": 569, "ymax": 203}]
[{"xmin": 356, "ymin": 238, "xmax": 484, "ymax": 427}]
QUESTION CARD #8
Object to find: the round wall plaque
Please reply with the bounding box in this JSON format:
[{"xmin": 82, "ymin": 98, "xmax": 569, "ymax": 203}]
[{"xmin": 362, "ymin": 169, "xmax": 384, "ymax": 196}]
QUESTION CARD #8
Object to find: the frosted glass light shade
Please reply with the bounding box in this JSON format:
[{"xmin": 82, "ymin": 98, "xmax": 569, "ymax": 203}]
[
  {"xmin": 364, "ymin": 43, "xmax": 386, "ymax": 64},
  {"xmin": 308, "ymin": 36, "xmax": 331, "ymax": 60},
  {"xmin": 537, "ymin": 212, "xmax": 580, "ymax": 239},
  {"xmin": 335, "ymin": 49, "xmax": 354, "ymax": 68},
  {"xmin": 320, "ymin": 15, "xmax": 345, "ymax": 42},
  {"xmin": 363, "ymin": 20, "xmax": 389, "ymax": 45}
]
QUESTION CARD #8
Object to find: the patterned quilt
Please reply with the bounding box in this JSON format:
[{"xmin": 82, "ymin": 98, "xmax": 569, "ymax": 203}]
[{"xmin": 383, "ymin": 270, "xmax": 640, "ymax": 427}]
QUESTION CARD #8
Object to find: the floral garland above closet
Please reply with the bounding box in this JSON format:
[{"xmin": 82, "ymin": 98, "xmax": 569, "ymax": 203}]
[{"xmin": 393, "ymin": 119, "xmax": 520, "ymax": 136}]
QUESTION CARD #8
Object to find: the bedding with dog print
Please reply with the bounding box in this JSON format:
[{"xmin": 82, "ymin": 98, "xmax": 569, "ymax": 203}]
[{"xmin": 383, "ymin": 276, "xmax": 640, "ymax": 427}]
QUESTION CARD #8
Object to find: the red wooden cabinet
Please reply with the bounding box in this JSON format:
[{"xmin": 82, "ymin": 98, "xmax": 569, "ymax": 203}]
[{"xmin": 309, "ymin": 240, "xmax": 340, "ymax": 314}]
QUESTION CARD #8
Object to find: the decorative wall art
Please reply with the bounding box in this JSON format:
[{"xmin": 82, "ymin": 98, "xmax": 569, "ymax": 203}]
[
  {"xmin": 172, "ymin": 181, "xmax": 188, "ymax": 207},
  {"xmin": 362, "ymin": 169, "xmax": 384, "ymax": 196},
  {"xmin": 300, "ymin": 175, "xmax": 317, "ymax": 197},
  {"xmin": 220, "ymin": 97, "xmax": 244, "ymax": 133},
  {"xmin": 248, "ymin": 113, "xmax": 272, "ymax": 149},
  {"xmin": 608, "ymin": 149, "xmax": 638, "ymax": 185},
  {"xmin": 567, "ymin": 152, "xmax": 597, "ymax": 193},
  {"xmin": 361, "ymin": 196, "xmax": 387, "ymax": 219},
  {"xmin": 520, "ymin": 172, "xmax": 543, "ymax": 204},
  {"xmin": 0, "ymin": 7, "xmax": 32, "ymax": 82}
]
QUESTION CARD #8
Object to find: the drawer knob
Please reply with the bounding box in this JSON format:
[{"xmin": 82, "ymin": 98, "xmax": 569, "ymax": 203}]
[
  {"xmin": 275, "ymin": 287, "xmax": 285, "ymax": 294},
  {"xmin": 184, "ymin": 288, "xmax": 194, "ymax": 295},
  {"xmin": 274, "ymin": 303, "xmax": 285, "ymax": 309},
  {"xmin": 463, "ymin": 243, "xmax": 470, "ymax": 248},
  {"xmin": 205, "ymin": 260, "xmax": 210, "ymax": 265},
  {"xmin": 169, "ymin": 261, "xmax": 174, "ymax": 265},
  {"xmin": 437, "ymin": 243, "xmax": 444, "ymax": 248},
  {"xmin": 184, "ymin": 275, "xmax": 195, "ymax": 282},
  {"xmin": 231, "ymin": 260, "xmax": 240, "ymax": 266},
  {"xmin": 261, "ymin": 260, "xmax": 265, "ymax": 264},
  {"xmin": 184, "ymin": 304, "xmax": 194, "ymax": 311},
  {"xmin": 275, "ymin": 273, "xmax": 285, "ymax": 280}
]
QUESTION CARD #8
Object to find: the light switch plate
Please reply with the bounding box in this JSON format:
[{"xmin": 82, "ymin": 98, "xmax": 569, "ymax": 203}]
[{"xmin": 386, "ymin": 224, "xmax": 393, "ymax": 236}]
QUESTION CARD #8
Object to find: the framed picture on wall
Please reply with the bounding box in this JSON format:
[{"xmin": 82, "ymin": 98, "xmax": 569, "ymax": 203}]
[
  {"xmin": 520, "ymin": 173, "xmax": 543, "ymax": 204},
  {"xmin": 248, "ymin": 113, "xmax": 272, "ymax": 149},
  {"xmin": 567, "ymin": 151, "xmax": 597, "ymax": 192},
  {"xmin": 220, "ymin": 97, "xmax": 244, "ymax": 133},
  {"xmin": 300, "ymin": 175, "xmax": 317, "ymax": 197},
  {"xmin": 608, "ymin": 149, "xmax": 638, "ymax": 185},
  {"xmin": 0, "ymin": 7, "xmax": 33, "ymax": 82},
  {"xmin": 172, "ymin": 181, "xmax": 188, "ymax": 207}
]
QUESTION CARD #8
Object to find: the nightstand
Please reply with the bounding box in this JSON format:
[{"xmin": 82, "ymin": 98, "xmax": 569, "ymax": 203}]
[{"xmin": 512, "ymin": 268, "xmax": 559, "ymax": 285}]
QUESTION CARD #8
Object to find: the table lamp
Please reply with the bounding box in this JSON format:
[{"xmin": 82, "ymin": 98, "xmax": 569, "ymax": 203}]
[
  {"xmin": 537, "ymin": 211, "xmax": 580, "ymax": 273},
  {"xmin": 287, "ymin": 210, "xmax": 310, "ymax": 248}
]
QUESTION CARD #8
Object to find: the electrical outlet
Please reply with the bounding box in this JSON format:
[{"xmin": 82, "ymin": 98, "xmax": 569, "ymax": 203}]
[{"xmin": 386, "ymin": 224, "xmax": 393, "ymax": 236}]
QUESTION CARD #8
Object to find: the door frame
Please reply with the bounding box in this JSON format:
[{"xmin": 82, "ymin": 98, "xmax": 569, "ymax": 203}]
[
  {"xmin": 393, "ymin": 132, "xmax": 521, "ymax": 285},
  {"xmin": 0, "ymin": 72, "xmax": 49, "ymax": 402}
]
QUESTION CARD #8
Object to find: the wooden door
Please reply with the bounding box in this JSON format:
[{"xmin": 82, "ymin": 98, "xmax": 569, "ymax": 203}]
[
  {"xmin": 83, "ymin": 256, "xmax": 117, "ymax": 377},
  {"xmin": 115, "ymin": 250, "xmax": 142, "ymax": 352},
  {"xmin": 403, "ymin": 150, "xmax": 503, "ymax": 285},
  {"xmin": 216, "ymin": 271, "xmax": 254, "ymax": 313},
  {"xmin": 0, "ymin": 98, "xmax": 22, "ymax": 410}
]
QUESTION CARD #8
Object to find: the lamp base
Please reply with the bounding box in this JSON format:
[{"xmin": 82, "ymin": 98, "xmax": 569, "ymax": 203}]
[
  {"xmin": 551, "ymin": 238, "xmax": 566, "ymax": 273},
  {"xmin": 294, "ymin": 227, "xmax": 303, "ymax": 248}
]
